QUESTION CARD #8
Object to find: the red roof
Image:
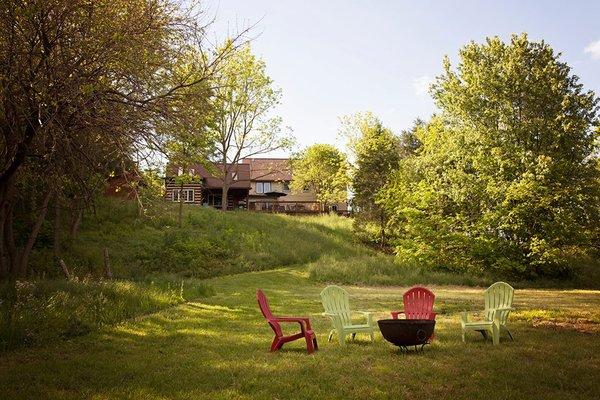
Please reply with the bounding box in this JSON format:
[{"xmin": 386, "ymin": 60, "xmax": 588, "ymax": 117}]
[
  {"xmin": 241, "ymin": 158, "xmax": 292, "ymax": 181},
  {"xmin": 167, "ymin": 163, "xmax": 251, "ymax": 189}
]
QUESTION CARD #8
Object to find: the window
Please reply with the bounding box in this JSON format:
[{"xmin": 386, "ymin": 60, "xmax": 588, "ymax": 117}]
[
  {"xmin": 283, "ymin": 181, "xmax": 290, "ymax": 191},
  {"xmin": 189, "ymin": 168, "xmax": 195, "ymax": 176},
  {"xmin": 172, "ymin": 188, "xmax": 194, "ymax": 203},
  {"xmin": 232, "ymin": 172, "xmax": 238, "ymax": 181},
  {"xmin": 330, "ymin": 204, "xmax": 338, "ymax": 211},
  {"xmin": 177, "ymin": 167, "xmax": 183, "ymax": 176},
  {"xmin": 256, "ymin": 181, "xmax": 272, "ymax": 194}
]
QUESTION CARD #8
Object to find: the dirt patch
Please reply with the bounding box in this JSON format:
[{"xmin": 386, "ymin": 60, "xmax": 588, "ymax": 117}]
[{"xmin": 531, "ymin": 318, "xmax": 599, "ymax": 334}]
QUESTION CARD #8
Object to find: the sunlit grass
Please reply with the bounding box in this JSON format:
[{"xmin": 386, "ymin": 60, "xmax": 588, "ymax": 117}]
[{"xmin": 1, "ymin": 267, "xmax": 598, "ymax": 399}]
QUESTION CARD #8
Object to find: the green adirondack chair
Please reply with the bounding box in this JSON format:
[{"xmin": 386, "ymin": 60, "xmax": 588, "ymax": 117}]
[
  {"xmin": 461, "ymin": 281, "xmax": 515, "ymax": 345},
  {"xmin": 320, "ymin": 285, "xmax": 375, "ymax": 346}
]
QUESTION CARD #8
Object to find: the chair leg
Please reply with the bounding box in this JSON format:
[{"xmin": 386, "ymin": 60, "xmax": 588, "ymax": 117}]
[
  {"xmin": 270, "ymin": 337, "xmax": 282, "ymax": 352},
  {"xmin": 328, "ymin": 330, "xmax": 334, "ymax": 342},
  {"xmin": 492, "ymin": 325, "xmax": 500, "ymax": 346},
  {"xmin": 505, "ymin": 326, "xmax": 514, "ymax": 341},
  {"xmin": 313, "ymin": 336, "xmax": 319, "ymax": 351},
  {"xmin": 338, "ymin": 331, "xmax": 346, "ymax": 346},
  {"xmin": 305, "ymin": 334, "xmax": 315, "ymax": 354},
  {"xmin": 351, "ymin": 333, "xmax": 356, "ymax": 341}
]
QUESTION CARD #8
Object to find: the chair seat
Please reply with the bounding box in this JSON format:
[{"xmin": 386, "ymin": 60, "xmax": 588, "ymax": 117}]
[
  {"xmin": 463, "ymin": 320, "xmax": 494, "ymax": 328},
  {"xmin": 342, "ymin": 324, "xmax": 372, "ymax": 331}
]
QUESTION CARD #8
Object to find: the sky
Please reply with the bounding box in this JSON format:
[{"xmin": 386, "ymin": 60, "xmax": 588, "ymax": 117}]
[{"xmin": 205, "ymin": 0, "xmax": 600, "ymax": 156}]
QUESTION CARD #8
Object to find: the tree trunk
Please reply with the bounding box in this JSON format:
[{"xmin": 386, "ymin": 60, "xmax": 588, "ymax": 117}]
[
  {"xmin": 0, "ymin": 191, "xmax": 7, "ymax": 280},
  {"xmin": 178, "ymin": 181, "xmax": 184, "ymax": 226},
  {"xmin": 53, "ymin": 195, "xmax": 61, "ymax": 259},
  {"xmin": 379, "ymin": 212, "xmax": 386, "ymax": 248},
  {"xmin": 221, "ymin": 184, "xmax": 229, "ymax": 211},
  {"xmin": 103, "ymin": 248, "xmax": 113, "ymax": 279},
  {"xmin": 69, "ymin": 208, "xmax": 83, "ymax": 237},
  {"xmin": 15, "ymin": 189, "xmax": 53, "ymax": 278},
  {"xmin": 4, "ymin": 201, "xmax": 18, "ymax": 275}
]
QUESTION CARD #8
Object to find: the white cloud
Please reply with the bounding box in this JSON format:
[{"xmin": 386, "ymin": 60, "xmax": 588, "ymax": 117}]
[
  {"xmin": 584, "ymin": 39, "xmax": 600, "ymax": 60},
  {"xmin": 412, "ymin": 75, "xmax": 434, "ymax": 97}
]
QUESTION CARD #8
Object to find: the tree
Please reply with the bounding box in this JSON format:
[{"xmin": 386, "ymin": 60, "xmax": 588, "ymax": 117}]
[
  {"xmin": 399, "ymin": 119, "xmax": 424, "ymax": 158},
  {"xmin": 0, "ymin": 0, "xmax": 246, "ymax": 279},
  {"xmin": 381, "ymin": 34, "xmax": 600, "ymax": 277},
  {"xmin": 340, "ymin": 113, "xmax": 401, "ymax": 246},
  {"xmin": 210, "ymin": 44, "xmax": 293, "ymax": 210},
  {"xmin": 290, "ymin": 144, "xmax": 349, "ymax": 209}
]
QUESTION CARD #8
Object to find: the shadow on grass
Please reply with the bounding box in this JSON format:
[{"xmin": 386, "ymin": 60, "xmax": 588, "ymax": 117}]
[{"xmin": 1, "ymin": 268, "xmax": 599, "ymax": 399}]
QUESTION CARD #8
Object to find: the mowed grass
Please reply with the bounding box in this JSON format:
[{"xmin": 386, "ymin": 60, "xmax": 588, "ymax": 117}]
[{"xmin": 1, "ymin": 267, "xmax": 598, "ymax": 400}]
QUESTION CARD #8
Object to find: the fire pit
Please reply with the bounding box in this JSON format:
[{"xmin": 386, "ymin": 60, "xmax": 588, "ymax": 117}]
[{"xmin": 378, "ymin": 319, "xmax": 436, "ymax": 351}]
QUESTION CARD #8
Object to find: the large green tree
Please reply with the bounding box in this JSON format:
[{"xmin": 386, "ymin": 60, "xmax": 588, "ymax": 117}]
[
  {"xmin": 290, "ymin": 144, "xmax": 349, "ymax": 209},
  {"xmin": 340, "ymin": 112, "xmax": 401, "ymax": 245},
  {"xmin": 381, "ymin": 34, "xmax": 600, "ymax": 278}
]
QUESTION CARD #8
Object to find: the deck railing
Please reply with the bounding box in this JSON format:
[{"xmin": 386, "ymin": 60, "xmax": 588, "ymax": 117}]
[{"xmin": 249, "ymin": 201, "xmax": 345, "ymax": 215}]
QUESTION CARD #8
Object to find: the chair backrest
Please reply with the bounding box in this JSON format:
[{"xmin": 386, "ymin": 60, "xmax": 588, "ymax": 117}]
[
  {"xmin": 257, "ymin": 289, "xmax": 283, "ymax": 336},
  {"xmin": 403, "ymin": 286, "xmax": 435, "ymax": 319},
  {"xmin": 484, "ymin": 282, "xmax": 514, "ymax": 324},
  {"xmin": 320, "ymin": 285, "xmax": 352, "ymax": 326}
]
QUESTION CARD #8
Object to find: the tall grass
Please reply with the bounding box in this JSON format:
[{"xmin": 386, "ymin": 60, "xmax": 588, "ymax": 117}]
[
  {"xmin": 30, "ymin": 199, "xmax": 365, "ymax": 279},
  {"xmin": 307, "ymin": 253, "xmax": 490, "ymax": 287},
  {"xmin": 0, "ymin": 276, "xmax": 212, "ymax": 352}
]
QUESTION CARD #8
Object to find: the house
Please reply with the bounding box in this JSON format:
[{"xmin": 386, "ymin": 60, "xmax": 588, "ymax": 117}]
[
  {"xmin": 164, "ymin": 158, "xmax": 348, "ymax": 213},
  {"xmin": 164, "ymin": 163, "xmax": 251, "ymax": 210}
]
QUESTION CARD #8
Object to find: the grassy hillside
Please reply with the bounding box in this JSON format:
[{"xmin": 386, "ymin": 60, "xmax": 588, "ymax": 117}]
[
  {"xmin": 5, "ymin": 199, "xmax": 595, "ymax": 352},
  {"xmin": 31, "ymin": 199, "xmax": 362, "ymax": 279},
  {"xmin": 31, "ymin": 199, "xmax": 487, "ymax": 285}
]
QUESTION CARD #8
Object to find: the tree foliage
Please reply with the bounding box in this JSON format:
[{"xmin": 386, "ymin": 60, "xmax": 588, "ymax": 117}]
[
  {"xmin": 341, "ymin": 113, "xmax": 401, "ymax": 245},
  {"xmin": 290, "ymin": 144, "xmax": 349, "ymax": 207},
  {"xmin": 380, "ymin": 34, "xmax": 600, "ymax": 278},
  {"xmin": 0, "ymin": 0, "xmax": 245, "ymax": 279}
]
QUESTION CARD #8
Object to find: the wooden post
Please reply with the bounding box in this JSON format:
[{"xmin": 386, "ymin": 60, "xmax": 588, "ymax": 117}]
[
  {"xmin": 103, "ymin": 248, "xmax": 113, "ymax": 279},
  {"xmin": 59, "ymin": 259, "xmax": 71, "ymax": 280}
]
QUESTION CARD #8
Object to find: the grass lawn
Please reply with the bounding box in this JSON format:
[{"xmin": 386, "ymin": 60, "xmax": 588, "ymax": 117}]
[{"xmin": 1, "ymin": 266, "xmax": 599, "ymax": 399}]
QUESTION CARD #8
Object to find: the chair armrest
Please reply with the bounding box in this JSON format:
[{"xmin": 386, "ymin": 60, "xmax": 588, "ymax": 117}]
[
  {"xmin": 278, "ymin": 316, "xmax": 311, "ymax": 322},
  {"xmin": 322, "ymin": 312, "xmax": 341, "ymax": 321},
  {"xmin": 273, "ymin": 317, "xmax": 312, "ymax": 331},
  {"xmin": 355, "ymin": 311, "xmax": 373, "ymax": 325},
  {"xmin": 391, "ymin": 310, "xmax": 405, "ymax": 319}
]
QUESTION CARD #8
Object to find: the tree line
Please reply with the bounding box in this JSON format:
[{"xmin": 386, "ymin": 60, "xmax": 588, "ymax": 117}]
[{"xmin": 292, "ymin": 34, "xmax": 599, "ymax": 279}]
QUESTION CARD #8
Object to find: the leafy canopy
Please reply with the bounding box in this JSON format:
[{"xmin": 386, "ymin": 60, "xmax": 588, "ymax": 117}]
[
  {"xmin": 290, "ymin": 144, "xmax": 349, "ymax": 206},
  {"xmin": 380, "ymin": 34, "xmax": 600, "ymax": 278}
]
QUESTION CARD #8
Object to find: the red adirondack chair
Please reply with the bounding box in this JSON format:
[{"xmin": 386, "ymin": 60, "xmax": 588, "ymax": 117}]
[
  {"xmin": 391, "ymin": 286, "xmax": 437, "ymax": 320},
  {"xmin": 256, "ymin": 289, "xmax": 318, "ymax": 354}
]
